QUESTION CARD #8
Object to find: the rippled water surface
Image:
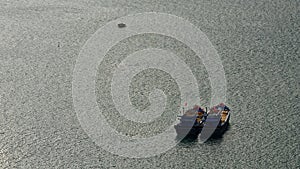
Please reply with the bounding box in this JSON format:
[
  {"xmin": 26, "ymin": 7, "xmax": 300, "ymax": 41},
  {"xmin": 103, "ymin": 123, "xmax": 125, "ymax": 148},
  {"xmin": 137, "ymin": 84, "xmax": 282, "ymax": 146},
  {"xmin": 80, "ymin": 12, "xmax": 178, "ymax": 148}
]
[{"xmin": 0, "ymin": 0, "xmax": 299, "ymax": 168}]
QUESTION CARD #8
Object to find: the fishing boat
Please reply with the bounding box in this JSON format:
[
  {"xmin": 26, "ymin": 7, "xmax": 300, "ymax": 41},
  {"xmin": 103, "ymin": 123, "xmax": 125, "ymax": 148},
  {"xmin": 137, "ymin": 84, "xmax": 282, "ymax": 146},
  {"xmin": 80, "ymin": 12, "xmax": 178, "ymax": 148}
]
[
  {"xmin": 174, "ymin": 108, "xmax": 204, "ymax": 137},
  {"xmin": 200, "ymin": 105, "xmax": 230, "ymax": 139},
  {"xmin": 174, "ymin": 104, "xmax": 230, "ymax": 139}
]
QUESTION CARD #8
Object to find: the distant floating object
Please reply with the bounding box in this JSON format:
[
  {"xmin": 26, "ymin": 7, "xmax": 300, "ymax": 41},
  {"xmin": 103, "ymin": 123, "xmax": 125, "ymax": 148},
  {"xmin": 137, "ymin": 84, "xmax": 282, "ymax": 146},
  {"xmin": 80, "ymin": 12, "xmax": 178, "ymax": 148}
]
[{"xmin": 118, "ymin": 23, "xmax": 126, "ymax": 28}]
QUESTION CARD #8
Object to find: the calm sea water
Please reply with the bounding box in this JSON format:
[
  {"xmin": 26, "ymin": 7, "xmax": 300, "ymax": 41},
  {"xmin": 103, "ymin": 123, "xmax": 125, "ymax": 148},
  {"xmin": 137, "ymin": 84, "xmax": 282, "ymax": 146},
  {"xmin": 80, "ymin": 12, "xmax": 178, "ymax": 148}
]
[{"xmin": 0, "ymin": 0, "xmax": 298, "ymax": 168}]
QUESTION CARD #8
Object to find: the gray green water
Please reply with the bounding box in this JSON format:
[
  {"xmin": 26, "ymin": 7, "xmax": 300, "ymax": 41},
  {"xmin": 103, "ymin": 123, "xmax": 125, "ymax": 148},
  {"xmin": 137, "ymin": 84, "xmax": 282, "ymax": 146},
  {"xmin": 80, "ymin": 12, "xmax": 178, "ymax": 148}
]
[{"xmin": 0, "ymin": 0, "xmax": 299, "ymax": 168}]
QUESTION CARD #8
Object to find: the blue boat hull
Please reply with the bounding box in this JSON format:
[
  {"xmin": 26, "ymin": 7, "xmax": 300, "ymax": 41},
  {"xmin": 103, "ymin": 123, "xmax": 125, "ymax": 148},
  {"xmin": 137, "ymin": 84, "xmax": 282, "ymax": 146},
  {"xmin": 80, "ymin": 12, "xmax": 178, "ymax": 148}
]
[{"xmin": 175, "ymin": 113, "xmax": 230, "ymax": 139}]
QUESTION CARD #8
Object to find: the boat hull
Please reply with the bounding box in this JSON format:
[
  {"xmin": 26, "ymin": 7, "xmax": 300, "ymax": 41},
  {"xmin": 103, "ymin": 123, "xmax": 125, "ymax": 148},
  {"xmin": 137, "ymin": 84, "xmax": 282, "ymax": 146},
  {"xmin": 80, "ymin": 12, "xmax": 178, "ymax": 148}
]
[
  {"xmin": 174, "ymin": 125, "xmax": 203, "ymax": 137},
  {"xmin": 175, "ymin": 113, "xmax": 230, "ymax": 139},
  {"xmin": 209, "ymin": 114, "xmax": 230, "ymax": 138}
]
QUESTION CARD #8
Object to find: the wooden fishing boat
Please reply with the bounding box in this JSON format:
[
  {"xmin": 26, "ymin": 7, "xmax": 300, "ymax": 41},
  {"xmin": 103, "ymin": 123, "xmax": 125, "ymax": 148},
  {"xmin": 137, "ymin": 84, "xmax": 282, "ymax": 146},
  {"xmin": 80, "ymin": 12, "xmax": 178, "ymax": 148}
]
[
  {"xmin": 201, "ymin": 108, "xmax": 230, "ymax": 139},
  {"xmin": 174, "ymin": 104, "xmax": 230, "ymax": 139},
  {"xmin": 174, "ymin": 108, "xmax": 204, "ymax": 137}
]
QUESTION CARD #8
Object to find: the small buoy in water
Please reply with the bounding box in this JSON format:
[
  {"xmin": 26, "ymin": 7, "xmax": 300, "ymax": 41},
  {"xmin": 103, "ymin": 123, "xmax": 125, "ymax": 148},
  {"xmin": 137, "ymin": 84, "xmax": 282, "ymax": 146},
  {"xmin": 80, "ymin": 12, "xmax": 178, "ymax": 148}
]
[{"xmin": 118, "ymin": 23, "xmax": 126, "ymax": 28}]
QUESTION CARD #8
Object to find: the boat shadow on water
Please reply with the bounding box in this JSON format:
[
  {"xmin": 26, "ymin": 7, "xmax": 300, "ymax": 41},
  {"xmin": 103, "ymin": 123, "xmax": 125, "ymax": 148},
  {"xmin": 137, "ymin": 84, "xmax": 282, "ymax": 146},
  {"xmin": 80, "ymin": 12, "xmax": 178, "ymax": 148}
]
[{"xmin": 176, "ymin": 124, "xmax": 231, "ymax": 145}]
